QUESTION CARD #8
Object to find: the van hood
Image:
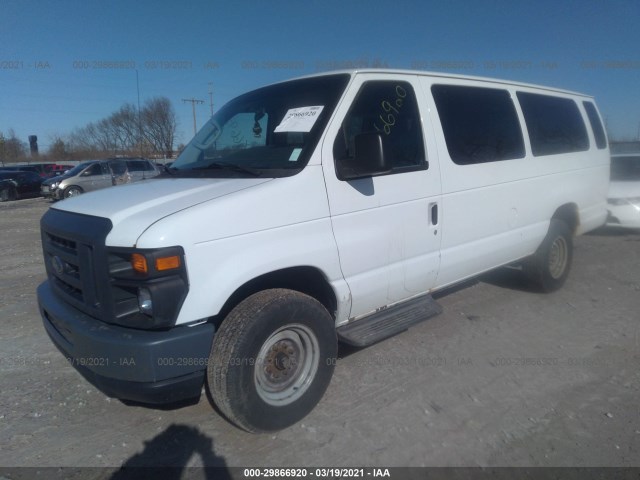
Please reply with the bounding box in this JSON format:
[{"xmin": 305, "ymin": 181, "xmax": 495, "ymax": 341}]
[{"xmin": 52, "ymin": 177, "xmax": 273, "ymax": 244}]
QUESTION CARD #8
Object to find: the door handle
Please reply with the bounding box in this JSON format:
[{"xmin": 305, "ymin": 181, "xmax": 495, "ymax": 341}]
[{"xmin": 430, "ymin": 203, "xmax": 438, "ymax": 226}]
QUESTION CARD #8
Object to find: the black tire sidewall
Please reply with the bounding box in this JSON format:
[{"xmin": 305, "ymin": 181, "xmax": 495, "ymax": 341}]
[
  {"xmin": 215, "ymin": 291, "xmax": 337, "ymax": 432},
  {"xmin": 64, "ymin": 186, "xmax": 82, "ymax": 198}
]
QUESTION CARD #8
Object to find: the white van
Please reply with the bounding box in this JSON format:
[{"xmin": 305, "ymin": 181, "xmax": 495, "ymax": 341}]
[{"xmin": 37, "ymin": 70, "xmax": 609, "ymax": 432}]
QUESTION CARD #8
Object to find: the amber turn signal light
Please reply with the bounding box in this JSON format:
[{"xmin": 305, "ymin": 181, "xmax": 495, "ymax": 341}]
[
  {"xmin": 131, "ymin": 253, "xmax": 148, "ymax": 274},
  {"xmin": 155, "ymin": 255, "xmax": 180, "ymax": 271}
]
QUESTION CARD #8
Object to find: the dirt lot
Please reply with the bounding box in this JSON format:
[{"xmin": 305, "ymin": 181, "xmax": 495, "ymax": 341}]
[{"xmin": 0, "ymin": 197, "xmax": 639, "ymax": 473}]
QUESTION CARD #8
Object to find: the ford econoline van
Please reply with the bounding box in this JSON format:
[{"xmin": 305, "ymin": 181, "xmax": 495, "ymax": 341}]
[{"xmin": 37, "ymin": 70, "xmax": 609, "ymax": 432}]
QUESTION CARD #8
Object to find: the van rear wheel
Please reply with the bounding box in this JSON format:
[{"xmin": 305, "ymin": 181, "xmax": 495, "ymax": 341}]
[
  {"xmin": 207, "ymin": 289, "xmax": 337, "ymax": 432},
  {"xmin": 524, "ymin": 219, "xmax": 573, "ymax": 292}
]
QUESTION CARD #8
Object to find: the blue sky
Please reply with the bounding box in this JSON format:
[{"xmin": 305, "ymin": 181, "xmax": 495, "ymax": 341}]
[{"xmin": 1, "ymin": 0, "xmax": 639, "ymax": 152}]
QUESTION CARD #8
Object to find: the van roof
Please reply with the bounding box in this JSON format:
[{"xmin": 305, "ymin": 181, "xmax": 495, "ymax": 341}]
[{"xmin": 281, "ymin": 69, "xmax": 591, "ymax": 98}]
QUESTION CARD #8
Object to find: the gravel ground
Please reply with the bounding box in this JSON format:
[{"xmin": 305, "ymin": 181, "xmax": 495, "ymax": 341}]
[{"xmin": 0, "ymin": 197, "xmax": 638, "ymax": 475}]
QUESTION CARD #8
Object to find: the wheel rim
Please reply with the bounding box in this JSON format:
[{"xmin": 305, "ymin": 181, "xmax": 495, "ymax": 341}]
[
  {"xmin": 66, "ymin": 188, "xmax": 81, "ymax": 198},
  {"xmin": 254, "ymin": 324, "xmax": 320, "ymax": 406},
  {"xmin": 548, "ymin": 235, "xmax": 568, "ymax": 279}
]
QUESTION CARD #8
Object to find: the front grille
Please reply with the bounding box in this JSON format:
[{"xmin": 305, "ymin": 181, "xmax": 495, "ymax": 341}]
[
  {"xmin": 40, "ymin": 209, "xmax": 113, "ymax": 320},
  {"xmin": 45, "ymin": 231, "xmax": 83, "ymax": 301}
]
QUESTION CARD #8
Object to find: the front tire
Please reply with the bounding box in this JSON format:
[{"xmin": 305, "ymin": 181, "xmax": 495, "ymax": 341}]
[
  {"xmin": 524, "ymin": 219, "xmax": 573, "ymax": 292},
  {"xmin": 63, "ymin": 186, "xmax": 83, "ymax": 198},
  {"xmin": 207, "ymin": 289, "xmax": 337, "ymax": 432},
  {"xmin": 0, "ymin": 187, "xmax": 16, "ymax": 202}
]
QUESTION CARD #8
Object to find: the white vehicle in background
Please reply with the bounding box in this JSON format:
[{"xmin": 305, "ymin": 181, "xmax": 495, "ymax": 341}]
[
  {"xmin": 607, "ymin": 153, "xmax": 640, "ymax": 229},
  {"xmin": 37, "ymin": 69, "xmax": 610, "ymax": 433}
]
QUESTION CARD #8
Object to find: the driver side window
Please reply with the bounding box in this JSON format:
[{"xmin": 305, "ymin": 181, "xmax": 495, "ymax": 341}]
[{"xmin": 333, "ymin": 81, "xmax": 427, "ymax": 174}]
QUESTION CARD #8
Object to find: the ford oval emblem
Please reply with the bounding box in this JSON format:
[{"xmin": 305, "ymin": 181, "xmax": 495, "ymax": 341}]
[{"xmin": 51, "ymin": 256, "xmax": 65, "ymax": 276}]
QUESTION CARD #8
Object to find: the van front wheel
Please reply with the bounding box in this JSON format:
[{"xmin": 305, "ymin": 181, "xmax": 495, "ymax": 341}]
[
  {"xmin": 525, "ymin": 219, "xmax": 573, "ymax": 292},
  {"xmin": 207, "ymin": 289, "xmax": 337, "ymax": 432}
]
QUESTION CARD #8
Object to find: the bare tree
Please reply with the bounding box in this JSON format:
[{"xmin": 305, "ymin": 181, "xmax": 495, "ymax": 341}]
[
  {"xmin": 48, "ymin": 135, "xmax": 69, "ymax": 161},
  {"xmin": 141, "ymin": 97, "xmax": 177, "ymax": 157},
  {"xmin": 62, "ymin": 97, "xmax": 178, "ymax": 159},
  {"xmin": 0, "ymin": 130, "xmax": 28, "ymax": 164},
  {"xmin": 109, "ymin": 104, "xmax": 140, "ymax": 153}
]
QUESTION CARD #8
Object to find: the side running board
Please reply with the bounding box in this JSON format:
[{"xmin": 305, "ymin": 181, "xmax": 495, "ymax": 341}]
[{"xmin": 336, "ymin": 294, "xmax": 443, "ymax": 347}]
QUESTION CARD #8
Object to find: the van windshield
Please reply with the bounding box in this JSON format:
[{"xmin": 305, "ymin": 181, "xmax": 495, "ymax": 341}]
[{"xmin": 167, "ymin": 74, "xmax": 350, "ymax": 178}]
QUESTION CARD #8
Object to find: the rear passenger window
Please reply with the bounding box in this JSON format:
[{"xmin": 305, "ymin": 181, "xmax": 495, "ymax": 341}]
[
  {"xmin": 127, "ymin": 160, "xmax": 152, "ymax": 172},
  {"xmin": 583, "ymin": 101, "xmax": 607, "ymax": 149},
  {"xmin": 431, "ymin": 85, "xmax": 525, "ymax": 165},
  {"xmin": 517, "ymin": 92, "xmax": 589, "ymax": 156},
  {"xmin": 333, "ymin": 81, "xmax": 426, "ymax": 173}
]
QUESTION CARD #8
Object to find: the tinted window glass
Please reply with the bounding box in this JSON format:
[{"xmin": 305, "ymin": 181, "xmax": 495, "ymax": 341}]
[
  {"xmin": 611, "ymin": 155, "xmax": 640, "ymax": 181},
  {"xmin": 172, "ymin": 74, "xmax": 350, "ymax": 177},
  {"xmin": 583, "ymin": 101, "xmax": 607, "ymax": 149},
  {"xmin": 109, "ymin": 161, "xmax": 128, "ymax": 176},
  {"xmin": 517, "ymin": 92, "xmax": 589, "ymax": 156},
  {"xmin": 333, "ymin": 81, "xmax": 425, "ymax": 172},
  {"xmin": 126, "ymin": 160, "xmax": 152, "ymax": 172},
  {"xmin": 431, "ymin": 85, "xmax": 525, "ymax": 165},
  {"xmin": 84, "ymin": 163, "xmax": 103, "ymax": 176}
]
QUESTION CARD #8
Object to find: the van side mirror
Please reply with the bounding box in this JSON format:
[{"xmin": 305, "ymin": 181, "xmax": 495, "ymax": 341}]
[{"xmin": 336, "ymin": 132, "xmax": 391, "ymax": 180}]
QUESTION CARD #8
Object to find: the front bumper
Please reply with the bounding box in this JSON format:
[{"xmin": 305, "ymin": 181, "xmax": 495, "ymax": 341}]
[
  {"xmin": 41, "ymin": 185, "xmax": 61, "ymax": 200},
  {"xmin": 606, "ymin": 204, "xmax": 640, "ymax": 229},
  {"xmin": 37, "ymin": 281, "xmax": 215, "ymax": 404}
]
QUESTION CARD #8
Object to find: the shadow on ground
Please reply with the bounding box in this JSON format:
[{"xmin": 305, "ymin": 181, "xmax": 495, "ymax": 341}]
[{"xmin": 110, "ymin": 423, "xmax": 231, "ymax": 480}]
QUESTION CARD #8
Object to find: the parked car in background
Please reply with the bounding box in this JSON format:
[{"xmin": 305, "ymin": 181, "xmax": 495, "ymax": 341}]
[
  {"xmin": 41, "ymin": 157, "xmax": 161, "ymax": 200},
  {"xmin": 44, "ymin": 164, "xmax": 74, "ymax": 178},
  {"xmin": 0, "ymin": 163, "xmax": 56, "ymax": 178},
  {"xmin": 0, "ymin": 170, "xmax": 43, "ymax": 201},
  {"xmin": 607, "ymin": 153, "xmax": 640, "ymax": 228},
  {"xmin": 0, "ymin": 165, "xmax": 43, "ymax": 175}
]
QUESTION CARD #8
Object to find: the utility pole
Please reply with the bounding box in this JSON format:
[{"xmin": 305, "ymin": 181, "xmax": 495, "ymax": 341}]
[
  {"xmin": 182, "ymin": 98, "xmax": 205, "ymax": 135},
  {"xmin": 208, "ymin": 82, "xmax": 214, "ymax": 117},
  {"xmin": 136, "ymin": 69, "xmax": 143, "ymax": 158}
]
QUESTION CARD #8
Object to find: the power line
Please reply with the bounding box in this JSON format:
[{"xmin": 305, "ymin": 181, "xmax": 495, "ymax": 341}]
[{"xmin": 182, "ymin": 98, "xmax": 205, "ymax": 135}]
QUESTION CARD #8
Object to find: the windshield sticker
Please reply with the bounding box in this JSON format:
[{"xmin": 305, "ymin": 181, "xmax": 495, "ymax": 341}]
[
  {"xmin": 289, "ymin": 148, "xmax": 303, "ymax": 162},
  {"xmin": 274, "ymin": 106, "xmax": 324, "ymax": 133}
]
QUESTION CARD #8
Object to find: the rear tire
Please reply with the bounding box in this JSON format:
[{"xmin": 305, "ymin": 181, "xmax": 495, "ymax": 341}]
[
  {"xmin": 524, "ymin": 219, "xmax": 573, "ymax": 292},
  {"xmin": 0, "ymin": 186, "xmax": 17, "ymax": 202},
  {"xmin": 207, "ymin": 289, "xmax": 337, "ymax": 433}
]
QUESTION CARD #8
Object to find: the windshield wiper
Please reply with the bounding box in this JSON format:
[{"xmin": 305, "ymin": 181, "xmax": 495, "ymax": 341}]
[{"xmin": 204, "ymin": 162, "xmax": 262, "ymax": 177}]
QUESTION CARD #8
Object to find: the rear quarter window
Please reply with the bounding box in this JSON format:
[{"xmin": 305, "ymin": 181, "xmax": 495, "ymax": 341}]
[
  {"xmin": 517, "ymin": 92, "xmax": 589, "ymax": 156},
  {"xmin": 582, "ymin": 101, "xmax": 607, "ymax": 149}
]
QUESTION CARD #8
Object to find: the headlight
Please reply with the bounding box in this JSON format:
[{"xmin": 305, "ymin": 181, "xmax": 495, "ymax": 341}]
[
  {"xmin": 50, "ymin": 181, "xmax": 60, "ymax": 189},
  {"xmin": 107, "ymin": 246, "xmax": 188, "ymax": 329},
  {"xmin": 138, "ymin": 288, "xmax": 153, "ymax": 316}
]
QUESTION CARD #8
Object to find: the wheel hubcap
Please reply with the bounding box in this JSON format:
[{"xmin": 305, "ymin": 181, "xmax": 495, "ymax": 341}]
[
  {"xmin": 255, "ymin": 324, "xmax": 319, "ymax": 406},
  {"xmin": 548, "ymin": 236, "xmax": 568, "ymax": 279}
]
